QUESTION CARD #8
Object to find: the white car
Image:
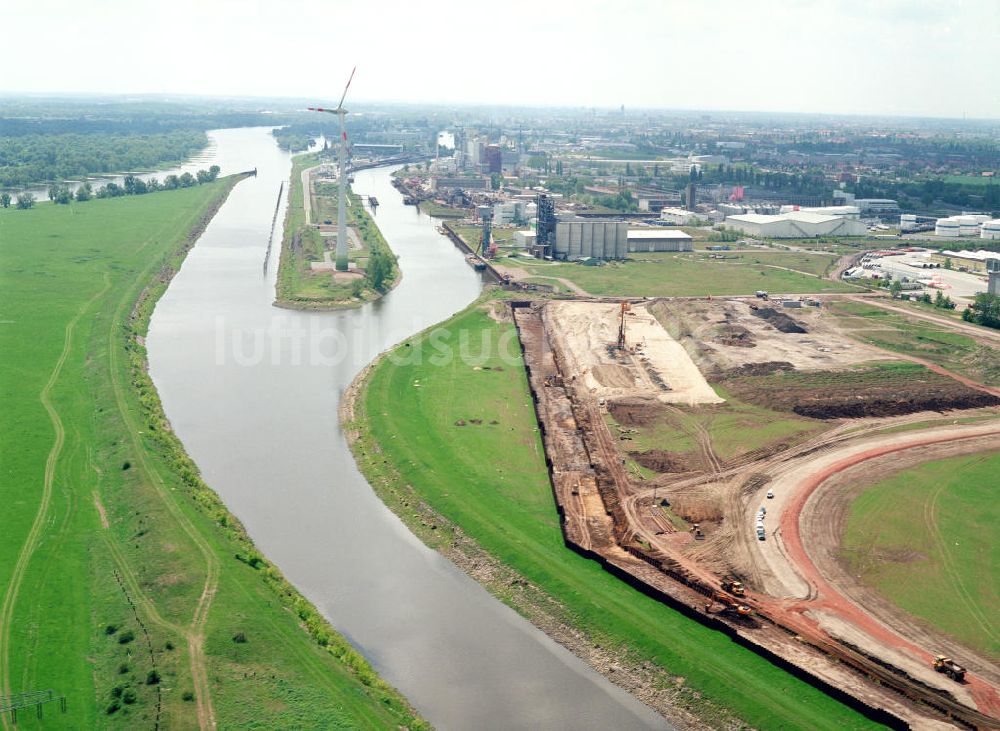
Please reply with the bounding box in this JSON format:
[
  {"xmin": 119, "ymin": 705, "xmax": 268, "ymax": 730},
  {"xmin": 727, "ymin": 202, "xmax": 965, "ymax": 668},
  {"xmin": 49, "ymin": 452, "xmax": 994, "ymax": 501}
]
[{"xmin": 766, "ymin": 490, "xmax": 774, "ymax": 499}]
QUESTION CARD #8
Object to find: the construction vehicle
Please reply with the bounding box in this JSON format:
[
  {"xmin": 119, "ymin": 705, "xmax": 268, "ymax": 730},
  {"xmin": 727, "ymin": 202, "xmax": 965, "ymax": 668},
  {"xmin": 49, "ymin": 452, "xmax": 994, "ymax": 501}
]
[
  {"xmin": 705, "ymin": 592, "xmax": 752, "ymax": 617},
  {"xmin": 755, "ymin": 290, "xmax": 769, "ymax": 300},
  {"xmin": 721, "ymin": 579, "xmax": 746, "ymax": 597},
  {"xmin": 934, "ymin": 656, "xmax": 966, "ymax": 682},
  {"xmin": 616, "ymin": 301, "xmax": 632, "ymax": 349}
]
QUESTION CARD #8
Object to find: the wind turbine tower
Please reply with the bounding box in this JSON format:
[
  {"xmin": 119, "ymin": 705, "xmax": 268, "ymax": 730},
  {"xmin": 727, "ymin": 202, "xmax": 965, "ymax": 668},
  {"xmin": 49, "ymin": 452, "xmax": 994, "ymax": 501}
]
[{"xmin": 308, "ymin": 66, "xmax": 356, "ymax": 272}]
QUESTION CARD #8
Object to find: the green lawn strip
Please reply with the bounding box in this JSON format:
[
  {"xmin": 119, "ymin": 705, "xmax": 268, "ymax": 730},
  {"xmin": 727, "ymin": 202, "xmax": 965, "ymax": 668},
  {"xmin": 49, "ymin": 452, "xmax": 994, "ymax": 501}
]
[
  {"xmin": 827, "ymin": 301, "xmax": 1000, "ymax": 386},
  {"xmin": 842, "ymin": 450, "xmax": 1000, "ymax": 659},
  {"xmin": 0, "ymin": 188, "xmax": 425, "ymax": 729},
  {"xmin": 350, "ymin": 299, "xmax": 883, "ymax": 730},
  {"xmin": 521, "ymin": 254, "xmax": 860, "ymax": 297}
]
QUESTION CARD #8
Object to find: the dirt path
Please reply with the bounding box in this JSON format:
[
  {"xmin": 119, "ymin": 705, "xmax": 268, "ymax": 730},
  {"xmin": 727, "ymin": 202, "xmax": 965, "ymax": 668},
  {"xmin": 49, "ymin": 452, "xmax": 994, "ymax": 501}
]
[
  {"xmin": 491, "ymin": 262, "xmax": 593, "ymax": 295},
  {"xmin": 111, "ymin": 268, "xmax": 220, "ymax": 731},
  {"xmin": 847, "ymin": 295, "xmax": 1000, "ymax": 347},
  {"xmin": 301, "ymin": 164, "xmax": 321, "ymax": 226},
  {"xmin": 777, "ymin": 426, "xmax": 1000, "ymax": 718},
  {"xmin": 0, "ymin": 274, "xmax": 111, "ymax": 720}
]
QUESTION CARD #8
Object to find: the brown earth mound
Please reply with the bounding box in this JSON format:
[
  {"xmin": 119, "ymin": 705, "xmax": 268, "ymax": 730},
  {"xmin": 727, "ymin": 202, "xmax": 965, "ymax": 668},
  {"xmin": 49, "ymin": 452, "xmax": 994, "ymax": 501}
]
[
  {"xmin": 721, "ymin": 361, "xmax": 795, "ymax": 378},
  {"xmin": 629, "ymin": 450, "xmax": 702, "ymax": 473},
  {"xmin": 607, "ymin": 398, "xmax": 663, "ymax": 427},
  {"xmin": 792, "ymin": 392, "xmax": 999, "ymax": 419},
  {"xmin": 714, "ymin": 324, "xmax": 757, "ymax": 347},
  {"xmin": 752, "ymin": 307, "xmax": 807, "ymax": 334},
  {"xmin": 722, "ymin": 363, "xmax": 1000, "ymax": 419}
]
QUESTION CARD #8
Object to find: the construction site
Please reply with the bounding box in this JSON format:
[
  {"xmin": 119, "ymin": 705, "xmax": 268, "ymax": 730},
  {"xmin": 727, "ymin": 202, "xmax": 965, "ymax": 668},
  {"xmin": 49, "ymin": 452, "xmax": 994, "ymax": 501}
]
[{"xmin": 512, "ymin": 296, "xmax": 1000, "ymax": 730}]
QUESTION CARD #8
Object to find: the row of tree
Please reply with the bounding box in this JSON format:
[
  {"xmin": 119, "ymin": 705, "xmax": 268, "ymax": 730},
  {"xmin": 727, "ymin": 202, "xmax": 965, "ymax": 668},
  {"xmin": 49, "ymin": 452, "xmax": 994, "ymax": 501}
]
[
  {"xmin": 0, "ymin": 130, "xmax": 208, "ymax": 188},
  {"xmin": 1, "ymin": 166, "xmax": 221, "ymax": 209}
]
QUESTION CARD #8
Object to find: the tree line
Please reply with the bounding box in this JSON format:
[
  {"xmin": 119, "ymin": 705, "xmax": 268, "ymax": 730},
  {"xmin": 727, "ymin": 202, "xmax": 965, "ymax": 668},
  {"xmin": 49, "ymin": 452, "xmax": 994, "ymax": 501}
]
[
  {"xmin": 0, "ymin": 130, "xmax": 208, "ymax": 188},
  {"xmin": 1, "ymin": 167, "xmax": 221, "ymax": 210}
]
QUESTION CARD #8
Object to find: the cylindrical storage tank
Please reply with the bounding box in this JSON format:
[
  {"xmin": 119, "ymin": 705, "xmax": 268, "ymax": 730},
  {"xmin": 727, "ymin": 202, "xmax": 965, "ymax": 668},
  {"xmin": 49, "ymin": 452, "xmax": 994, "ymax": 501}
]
[
  {"xmin": 935, "ymin": 218, "xmax": 961, "ymax": 237},
  {"xmin": 956, "ymin": 216, "xmax": 981, "ymax": 237},
  {"xmin": 900, "ymin": 214, "xmax": 917, "ymax": 231},
  {"xmin": 982, "ymin": 220, "xmax": 1000, "ymax": 240}
]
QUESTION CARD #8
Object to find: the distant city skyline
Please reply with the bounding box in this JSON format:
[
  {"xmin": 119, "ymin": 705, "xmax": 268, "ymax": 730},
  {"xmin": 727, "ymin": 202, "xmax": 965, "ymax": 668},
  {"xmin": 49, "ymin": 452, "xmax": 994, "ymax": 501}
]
[{"xmin": 3, "ymin": 0, "xmax": 999, "ymax": 120}]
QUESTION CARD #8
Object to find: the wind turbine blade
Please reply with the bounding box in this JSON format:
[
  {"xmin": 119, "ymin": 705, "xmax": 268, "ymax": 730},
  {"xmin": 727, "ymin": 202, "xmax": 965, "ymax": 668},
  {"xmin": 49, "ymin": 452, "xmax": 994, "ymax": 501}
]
[{"xmin": 337, "ymin": 66, "xmax": 356, "ymax": 110}]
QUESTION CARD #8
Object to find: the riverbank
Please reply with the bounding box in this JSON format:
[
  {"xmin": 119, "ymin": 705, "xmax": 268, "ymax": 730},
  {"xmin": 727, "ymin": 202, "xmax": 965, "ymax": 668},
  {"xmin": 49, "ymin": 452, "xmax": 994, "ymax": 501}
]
[
  {"xmin": 0, "ymin": 177, "xmax": 426, "ymax": 728},
  {"xmin": 274, "ymin": 153, "xmax": 400, "ymax": 310},
  {"xmin": 342, "ymin": 292, "xmax": 885, "ymax": 731}
]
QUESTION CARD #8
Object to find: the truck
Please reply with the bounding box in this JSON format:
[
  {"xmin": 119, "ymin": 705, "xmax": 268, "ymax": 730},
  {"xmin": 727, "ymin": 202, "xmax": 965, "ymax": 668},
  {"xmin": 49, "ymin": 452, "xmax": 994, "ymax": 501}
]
[
  {"xmin": 755, "ymin": 290, "xmax": 769, "ymax": 300},
  {"xmin": 721, "ymin": 579, "xmax": 746, "ymax": 597},
  {"xmin": 933, "ymin": 656, "xmax": 966, "ymax": 682}
]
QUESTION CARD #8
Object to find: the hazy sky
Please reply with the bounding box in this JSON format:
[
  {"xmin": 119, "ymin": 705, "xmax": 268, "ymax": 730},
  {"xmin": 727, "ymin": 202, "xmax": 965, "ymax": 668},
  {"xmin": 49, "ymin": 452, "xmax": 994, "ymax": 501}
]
[{"xmin": 3, "ymin": 0, "xmax": 998, "ymax": 118}]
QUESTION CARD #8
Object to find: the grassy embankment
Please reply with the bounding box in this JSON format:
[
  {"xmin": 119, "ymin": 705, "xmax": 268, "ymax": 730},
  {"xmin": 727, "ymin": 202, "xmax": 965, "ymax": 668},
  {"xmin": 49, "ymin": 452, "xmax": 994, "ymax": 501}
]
[
  {"xmin": 347, "ymin": 297, "xmax": 882, "ymax": 730},
  {"xmin": 274, "ymin": 153, "xmax": 398, "ymax": 309},
  {"xmin": 0, "ymin": 185, "xmax": 424, "ymax": 729},
  {"xmin": 828, "ymin": 300, "xmax": 1000, "ymax": 386},
  {"xmin": 842, "ymin": 450, "xmax": 1000, "ymax": 660}
]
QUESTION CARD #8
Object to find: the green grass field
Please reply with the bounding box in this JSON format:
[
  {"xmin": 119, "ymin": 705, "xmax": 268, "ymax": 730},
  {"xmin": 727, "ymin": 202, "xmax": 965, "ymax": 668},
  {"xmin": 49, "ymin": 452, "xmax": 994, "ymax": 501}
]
[
  {"xmin": 350, "ymin": 300, "xmax": 883, "ymax": 730},
  {"xmin": 498, "ymin": 252, "xmax": 859, "ymax": 297},
  {"xmin": 0, "ymin": 188, "xmax": 423, "ymax": 729},
  {"xmin": 828, "ymin": 300, "xmax": 1000, "ymax": 386},
  {"xmin": 842, "ymin": 450, "xmax": 1000, "ymax": 659}
]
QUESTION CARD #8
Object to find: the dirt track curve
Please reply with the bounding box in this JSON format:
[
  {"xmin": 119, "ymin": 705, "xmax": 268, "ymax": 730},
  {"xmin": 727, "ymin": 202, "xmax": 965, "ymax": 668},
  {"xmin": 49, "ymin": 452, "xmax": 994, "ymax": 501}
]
[{"xmin": 779, "ymin": 425, "xmax": 1000, "ymax": 720}]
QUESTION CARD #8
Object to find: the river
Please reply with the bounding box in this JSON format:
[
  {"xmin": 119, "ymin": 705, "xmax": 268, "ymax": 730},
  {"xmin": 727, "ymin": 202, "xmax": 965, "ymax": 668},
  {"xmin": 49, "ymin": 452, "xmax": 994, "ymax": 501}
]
[{"xmin": 147, "ymin": 127, "xmax": 665, "ymax": 729}]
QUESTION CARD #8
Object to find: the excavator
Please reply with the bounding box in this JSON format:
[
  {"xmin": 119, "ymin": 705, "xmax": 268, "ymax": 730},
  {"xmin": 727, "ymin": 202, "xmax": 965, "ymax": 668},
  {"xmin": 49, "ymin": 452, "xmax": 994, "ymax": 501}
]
[
  {"xmin": 934, "ymin": 656, "xmax": 966, "ymax": 682},
  {"xmin": 721, "ymin": 579, "xmax": 746, "ymax": 597}
]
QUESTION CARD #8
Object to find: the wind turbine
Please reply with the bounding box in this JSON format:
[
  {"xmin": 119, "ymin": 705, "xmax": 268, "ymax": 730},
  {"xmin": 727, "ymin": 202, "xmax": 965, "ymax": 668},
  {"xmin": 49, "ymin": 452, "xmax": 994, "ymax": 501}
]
[{"xmin": 308, "ymin": 66, "xmax": 356, "ymax": 272}]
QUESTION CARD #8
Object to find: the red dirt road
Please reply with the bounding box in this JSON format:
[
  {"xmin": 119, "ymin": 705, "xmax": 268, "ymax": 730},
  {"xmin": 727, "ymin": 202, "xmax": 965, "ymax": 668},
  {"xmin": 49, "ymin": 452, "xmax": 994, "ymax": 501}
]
[{"xmin": 779, "ymin": 428, "xmax": 1000, "ymax": 719}]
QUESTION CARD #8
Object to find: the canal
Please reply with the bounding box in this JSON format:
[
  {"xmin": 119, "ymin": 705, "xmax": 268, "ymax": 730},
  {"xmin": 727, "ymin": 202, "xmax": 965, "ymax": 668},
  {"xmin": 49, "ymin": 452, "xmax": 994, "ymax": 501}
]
[{"xmin": 147, "ymin": 127, "xmax": 665, "ymax": 729}]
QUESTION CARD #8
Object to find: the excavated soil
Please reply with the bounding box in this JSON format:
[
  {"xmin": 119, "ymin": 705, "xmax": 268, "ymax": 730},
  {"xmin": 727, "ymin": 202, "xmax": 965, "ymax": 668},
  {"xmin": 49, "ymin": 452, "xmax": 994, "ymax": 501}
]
[
  {"xmin": 629, "ymin": 449, "xmax": 703, "ymax": 473},
  {"xmin": 713, "ymin": 323, "xmax": 757, "ymax": 348},
  {"xmin": 722, "ymin": 367, "xmax": 1000, "ymax": 420},
  {"xmin": 607, "ymin": 397, "xmax": 664, "ymax": 428},
  {"xmin": 751, "ymin": 307, "xmax": 808, "ymax": 334}
]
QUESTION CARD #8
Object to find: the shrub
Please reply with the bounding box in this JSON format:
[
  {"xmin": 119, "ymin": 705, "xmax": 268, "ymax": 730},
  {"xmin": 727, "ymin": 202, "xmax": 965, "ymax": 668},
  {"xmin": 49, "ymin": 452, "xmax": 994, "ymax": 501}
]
[
  {"xmin": 232, "ymin": 631, "xmax": 248, "ymax": 644},
  {"xmin": 104, "ymin": 624, "xmax": 118, "ymax": 635},
  {"xmin": 118, "ymin": 663, "xmax": 130, "ymax": 674},
  {"xmin": 182, "ymin": 691, "xmax": 194, "ymax": 702},
  {"xmin": 106, "ymin": 700, "xmax": 121, "ymax": 715},
  {"xmin": 122, "ymin": 689, "xmax": 137, "ymax": 705},
  {"xmin": 118, "ymin": 630, "xmax": 135, "ymax": 644},
  {"xmin": 146, "ymin": 670, "xmax": 161, "ymax": 685}
]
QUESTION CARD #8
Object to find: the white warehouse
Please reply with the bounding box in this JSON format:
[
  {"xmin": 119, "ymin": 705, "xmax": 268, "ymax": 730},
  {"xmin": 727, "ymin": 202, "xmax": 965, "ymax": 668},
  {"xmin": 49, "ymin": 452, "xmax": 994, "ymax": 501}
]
[
  {"xmin": 627, "ymin": 229, "xmax": 693, "ymax": 252},
  {"xmin": 724, "ymin": 211, "xmax": 868, "ymax": 238},
  {"xmin": 660, "ymin": 207, "xmax": 700, "ymax": 225}
]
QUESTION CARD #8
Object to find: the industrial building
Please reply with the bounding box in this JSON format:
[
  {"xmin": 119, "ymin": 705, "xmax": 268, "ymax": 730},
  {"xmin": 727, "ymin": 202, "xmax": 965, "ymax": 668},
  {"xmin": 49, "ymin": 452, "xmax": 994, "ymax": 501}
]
[
  {"xmin": 660, "ymin": 207, "xmax": 700, "ymax": 225},
  {"xmin": 832, "ymin": 191, "xmax": 899, "ymax": 214},
  {"xmin": 553, "ymin": 220, "xmax": 628, "ymax": 260},
  {"xmin": 784, "ymin": 205, "xmax": 861, "ymax": 219},
  {"xmin": 515, "ymin": 230, "xmax": 536, "ymax": 248},
  {"xmin": 431, "ymin": 176, "xmax": 489, "ymax": 191},
  {"xmin": 724, "ymin": 211, "xmax": 867, "ymax": 238},
  {"xmin": 627, "ymin": 229, "xmax": 693, "ymax": 252}
]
